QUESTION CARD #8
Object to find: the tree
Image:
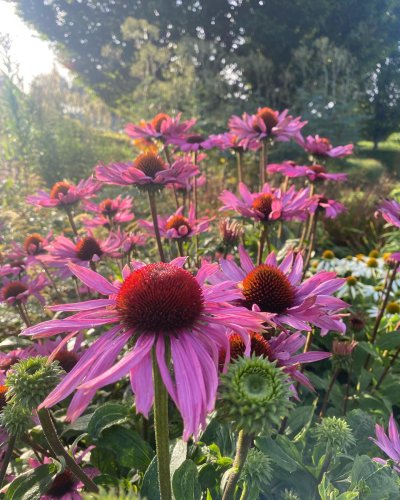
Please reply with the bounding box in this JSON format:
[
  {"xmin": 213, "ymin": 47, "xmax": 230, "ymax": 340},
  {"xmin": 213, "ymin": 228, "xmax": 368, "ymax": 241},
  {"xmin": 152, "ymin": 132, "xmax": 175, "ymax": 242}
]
[{"xmin": 363, "ymin": 51, "xmax": 400, "ymax": 148}]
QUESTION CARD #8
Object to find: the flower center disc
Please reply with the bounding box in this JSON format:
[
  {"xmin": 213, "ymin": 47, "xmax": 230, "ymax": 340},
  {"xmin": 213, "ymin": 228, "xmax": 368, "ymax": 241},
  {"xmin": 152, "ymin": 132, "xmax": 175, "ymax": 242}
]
[
  {"xmin": 257, "ymin": 107, "xmax": 278, "ymax": 133},
  {"xmin": 75, "ymin": 237, "xmax": 103, "ymax": 261},
  {"xmin": 3, "ymin": 281, "xmax": 28, "ymax": 300},
  {"xmin": 45, "ymin": 470, "xmax": 75, "ymax": 497},
  {"xmin": 100, "ymin": 199, "xmax": 118, "ymax": 217},
  {"xmin": 151, "ymin": 113, "xmax": 170, "ymax": 133},
  {"xmin": 133, "ymin": 153, "xmax": 166, "ymax": 178},
  {"xmin": 50, "ymin": 181, "xmax": 71, "ymax": 200},
  {"xmin": 309, "ymin": 165, "xmax": 326, "ymax": 174},
  {"xmin": 54, "ymin": 350, "xmax": 79, "ymax": 372},
  {"xmin": 116, "ymin": 263, "xmax": 204, "ymax": 333},
  {"xmin": 186, "ymin": 134, "xmax": 205, "ymax": 144},
  {"xmin": 24, "ymin": 234, "xmax": 45, "ymax": 255},
  {"xmin": 0, "ymin": 386, "xmax": 7, "ymax": 411},
  {"xmin": 242, "ymin": 265, "xmax": 295, "ymax": 313},
  {"xmin": 165, "ymin": 215, "xmax": 192, "ymax": 235},
  {"xmin": 252, "ymin": 194, "xmax": 274, "ymax": 220}
]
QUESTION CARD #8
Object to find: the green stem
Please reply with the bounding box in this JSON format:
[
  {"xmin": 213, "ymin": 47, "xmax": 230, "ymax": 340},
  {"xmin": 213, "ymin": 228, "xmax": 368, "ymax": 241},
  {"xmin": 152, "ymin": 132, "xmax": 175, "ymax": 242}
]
[
  {"xmin": 152, "ymin": 347, "xmax": 172, "ymax": 500},
  {"xmin": 0, "ymin": 435, "xmax": 16, "ymax": 489},
  {"xmin": 38, "ymin": 408, "xmax": 98, "ymax": 493},
  {"xmin": 257, "ymin": 224, "xmax": 269, "ymax": 266},
  {"xmin": 373, "ymin": 345, "xmax": 400, "ymax": 392},
  {"xmin": 148, "ymin": 190, "xmax": 166, "ymax": 262},
  {"xmin": 364, "ymin": 263, "xmax": 399, "ymax": 369},
  {"xmin": 236, "ymin": 151, "xmax": 243, "ymax": 185},
  {"xmin": 65, "ymin": 207, "xmax": 78, "ymax": 236},
  {"xmin": 16, "ymin": 302, "xmax": 31, "ymax": 327},
  {"xmin": 222, "ymin": 430, "xmax": 253, "ymax": 500},
  {"xmin": 316, "ymin": 450, "xmax": 333, "ymax": 487},
  {"xmin": 319, "ymin": 368, "xmax": 339, "ymax": 418}
]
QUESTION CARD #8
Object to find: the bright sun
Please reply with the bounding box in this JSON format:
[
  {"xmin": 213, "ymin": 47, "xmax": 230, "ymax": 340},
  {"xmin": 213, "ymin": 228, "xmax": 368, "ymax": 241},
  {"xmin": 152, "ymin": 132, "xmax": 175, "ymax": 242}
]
[{"xmin": 0, "ymin": 0, "xmax": 68, "ymax": 87}]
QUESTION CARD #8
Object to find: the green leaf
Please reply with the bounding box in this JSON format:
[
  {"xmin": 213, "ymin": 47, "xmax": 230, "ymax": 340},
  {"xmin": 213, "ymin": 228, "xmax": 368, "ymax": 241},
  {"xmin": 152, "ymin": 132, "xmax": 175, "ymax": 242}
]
[
  {"xmin": 87, "ymin": 403, "xmax": 130, "ymax": 439},
  {"xmin": 61, "ymin": 413, "xmax": 94, "ymax": 436},
  {"xmin": 141, "ymin": 456, "xmax": 160, "ymax": 500},
  {"xmin": 5, "ymin": 463, "xmax": 60, "ymax": 500},
  {"xmin": 170, "ymin": 439, "xmax": 187, "ymax": 477},
  {"xmin": 99, "ymin": 426, "xmax": 154, "ymax": 471},
  {"xmin": 285, "ymin": 403, "xmax": 316, "ymax": 439},
  {"xmin": 255, "ymin": 436, "xmax": 300, "ymax": 473},
  {"xmin": 172, "ymin": 459, "xmax": 201, "ymax": 500},
  {"xmin": 376, "ymin": 331, "xmax": 400, "ymax": 350}
]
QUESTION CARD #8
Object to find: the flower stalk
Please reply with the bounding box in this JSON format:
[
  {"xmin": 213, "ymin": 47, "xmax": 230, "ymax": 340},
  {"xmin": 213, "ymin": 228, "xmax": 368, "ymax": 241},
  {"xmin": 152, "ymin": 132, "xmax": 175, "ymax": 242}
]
[
  {"xmin": 364, "ymin": 263, "xmax": 399, "ymax": 369},
  {"xmin": 222, "ymin": 430, "xmax": 253, "ymax": 500},
  {"xmin": 152, "ymin": 347, "xmax": 172, "ymax": 500},
  {"xmin": 148, "ymin": 190, "xmax": 166, "ymax": 262},
  {"xmin": 38, "ymin": 408, "xmax": 98, "ymax": 493}
]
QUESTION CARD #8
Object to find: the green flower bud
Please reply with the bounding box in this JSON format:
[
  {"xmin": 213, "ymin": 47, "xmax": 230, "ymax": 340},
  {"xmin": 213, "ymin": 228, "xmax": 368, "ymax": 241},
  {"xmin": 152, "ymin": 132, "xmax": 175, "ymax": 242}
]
[
  {"xmin": 240, "ymin": 448, "xmax": 272, "ymax": 494},
  {"xmin": 0, "ymin": 403, "xmax": 32, "ymax": 436},
  {"xmin": 217, "ymin": 355, "xmax": 292, "ymax": 434},
  {"xmin": 6, "ymin": 357, "xmax": 64, "ymax": 410},
  {"xmin": 314, "ymin": 416, "xmax": 355, "ymax": 453}
]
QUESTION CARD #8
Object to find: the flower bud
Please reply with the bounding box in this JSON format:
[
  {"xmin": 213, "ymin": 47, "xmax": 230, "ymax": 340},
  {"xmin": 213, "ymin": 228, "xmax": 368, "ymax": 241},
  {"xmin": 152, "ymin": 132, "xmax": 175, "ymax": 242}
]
[
  {"xmin": 6, "ymin": 357, "xmax": 64, "ymax": 410},
  {"xmin": 314, "ymin": 416, "xmax": 355, "ymax": 453},
  {"xmin": 240, "ymin": 448, "xmax": 272, "ymax": 494},
  {"xmin": 217, "ymin": 355, "xmax": 292, "ymax": 434},
  {"xmin": 332, "ymin": 339, "xmax": 358, "ymax": 370},
  {"xmin": 0, "ymin": 403, "xmax": 32, "ymax": 436}
]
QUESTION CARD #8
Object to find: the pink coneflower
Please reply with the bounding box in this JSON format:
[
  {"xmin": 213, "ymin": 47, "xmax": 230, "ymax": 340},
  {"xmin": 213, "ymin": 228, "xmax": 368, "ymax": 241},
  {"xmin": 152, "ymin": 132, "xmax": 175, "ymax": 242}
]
[
  {"xmin": 41, "ymin": 232, "xmax": 122, "ymax": 275},
  {"xmin": 95, "ymin": 152, "xmax": 198, "ymax": 190},
  {"xmin": 223, "ymin": 330, "xmax": 331, "ymax": 394},
  {"xmin": 296, "ymin": 135, "xmax": 353, "ymax": 158},
  {"xmin": 125, "ymin": 112, "xmax": 196, "ymax": 143},
  {"xmin": 22, "ymin": 259, "xmax": 266, "ymax": 439},
  {"xmin": 140, "ymin": 204, "xmax": 211, "ymax": 240},
  {"xmin": 169, "ymin": 133, "xmax": 215, "ymax": 152},
  {"xmin": 27, "ymin": 448, "xmax": 98, "ymax": 499},
  {"xmin": 370, "ymin": 414, "xmax": 400, "ymax": 472},
  {"xmin": 228, "ymin": 108, "xmax": 306, "ymax": 148},
  {"xmin": 209, "ymin": 132, "xmax": 260, "ymax": 152},
  {"xmin": 219, "ymin": 182, "xmax": 311, "ymax": 223},
  {"xmin": 309, "ymin": 195, "xmax": 346, "ymax": 219},
  {"xmin": 211, "ymin": 245, "xmax": 347, "ymax": 334},
  {"xmin": 0, "ymin": 274, "xmax": 49, "ymax": 307},
  {"xmin": 83, "ymin": 196, "xmax": 134, "ymax": 228},
  {"xmin": 8, "ymin": 232, "xmax": 52, "ymax": 268},
  {"xmin": 378, "ymin": 199, "xmax": 400, "ymax": 228},
  {"xmin": 0, "ymin": 274, "xmax": 48, "ymax": 306},
  {"xmin": 26, "ymin": 178, "xmax": 102, "ymax": 208},
  {"xmin": 267, "ymin": 161, "xmax": 347, "ymax": 182}
]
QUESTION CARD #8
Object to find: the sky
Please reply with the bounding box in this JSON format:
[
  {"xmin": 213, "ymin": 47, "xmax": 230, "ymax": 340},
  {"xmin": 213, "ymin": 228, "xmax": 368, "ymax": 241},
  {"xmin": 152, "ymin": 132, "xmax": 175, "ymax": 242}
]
[{"xmin": 0, "ymin": 0, "xmax": 69, "ymax": 87}]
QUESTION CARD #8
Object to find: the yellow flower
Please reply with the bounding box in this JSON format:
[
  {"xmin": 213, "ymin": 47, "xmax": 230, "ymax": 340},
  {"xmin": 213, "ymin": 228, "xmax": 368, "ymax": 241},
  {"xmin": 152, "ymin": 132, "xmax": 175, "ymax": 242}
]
[
  {"xmin": 367, "ymin": 258, "xmax": 378, "ymax": 268},
  {"xmin": 368, "ymin": 250, "xmax": 379, "ymax": 258},
  {"xmin": 346, "ymin": 276, "xmax": 357, "ymax": 287},
  {"xmin": 386, "ymin": 302, "xmax": 400, "ymax": 314},
  {"xmin": 322, "ymin": 250, "xmax": 335, "ymax": 260}
]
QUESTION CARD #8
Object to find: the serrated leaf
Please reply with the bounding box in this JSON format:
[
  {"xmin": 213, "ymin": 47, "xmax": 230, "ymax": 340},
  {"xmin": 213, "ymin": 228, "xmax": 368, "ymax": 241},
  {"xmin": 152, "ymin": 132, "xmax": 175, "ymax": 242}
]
[
  {"xmin": 172, "ymin": 459, "xmax": 201, "ymax": 500},
  {"xmin": 5, "ymin": 463, "xmax": 60, "ymax": 500},
  {"xmin": 87, "ymin": 403, "xmax": 130, "ymax": 439}
]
